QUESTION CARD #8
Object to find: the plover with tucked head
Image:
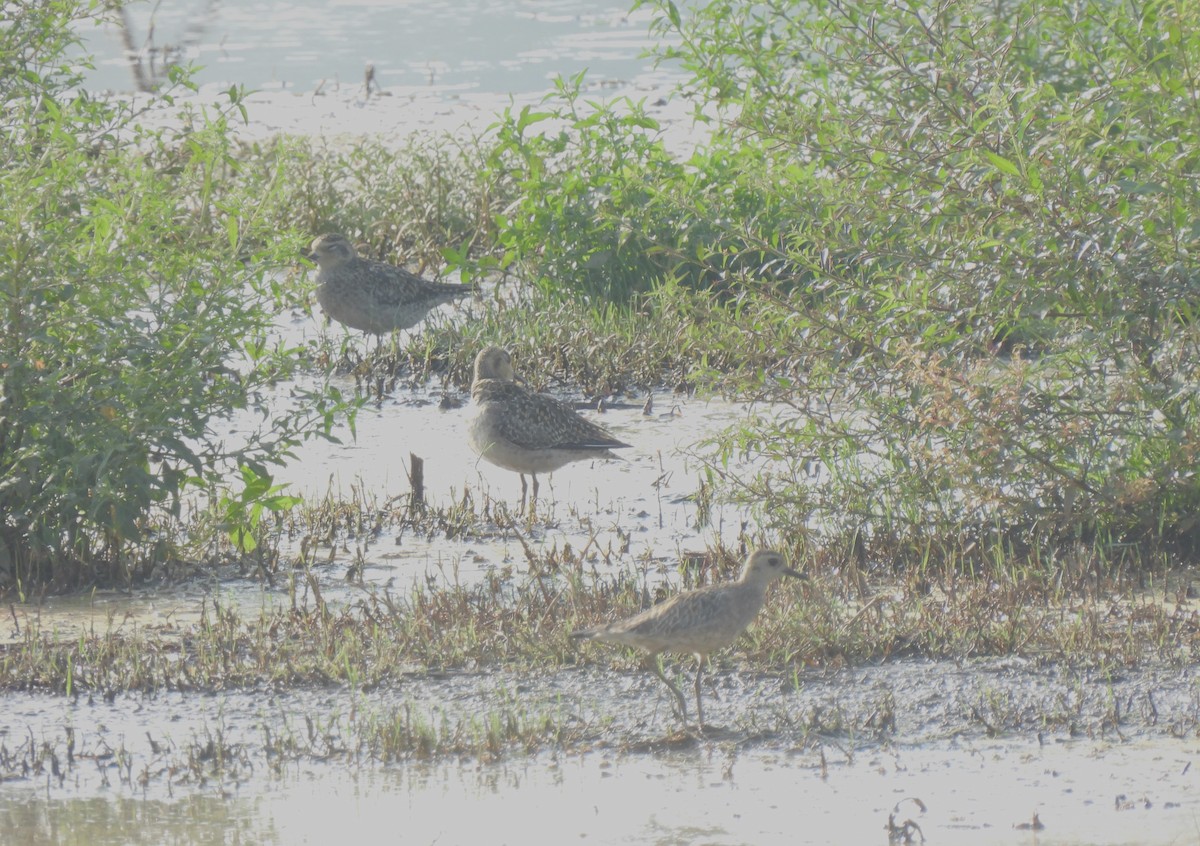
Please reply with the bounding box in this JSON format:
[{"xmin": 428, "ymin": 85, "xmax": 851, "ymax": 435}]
[
  {"xmin": 467, "ymin": 346, "xmax": 630, "ymax": 512},
  {"xmin": 307, "ymin": 234, "xmax": 471, "ymax": 336},
  {"xmin": 571, "ymin": 548, "xmax": 803, "ymax": 728}
]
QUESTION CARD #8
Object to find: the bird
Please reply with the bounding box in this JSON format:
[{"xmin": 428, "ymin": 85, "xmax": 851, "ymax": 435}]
[
  {"xmin": 467, "ymin": 346, "xmax": 631, "ymax": 512},
  {"xmin": 571, "ymin": 548, "xmax": 803, "ymax": 729},
  {"xmin": 306, "ymin": 234, "xmax": 471, "ymax": 336}
]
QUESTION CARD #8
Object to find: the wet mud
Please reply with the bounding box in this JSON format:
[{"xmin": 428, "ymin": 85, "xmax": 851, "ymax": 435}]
[{"xmin": 3, "ymin": 658, "xmax": 1200, "ymax": 844}]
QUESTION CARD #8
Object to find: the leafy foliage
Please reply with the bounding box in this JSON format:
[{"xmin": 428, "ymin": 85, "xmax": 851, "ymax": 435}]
[
  {"xmin": 483, "ymin": 73, "xmax": 811, "ymax": 301},
  {"xmin": 0, "ymin": 3, "xmax": 351, "ymax": 591},
  {"xmin": 628, "ymin": 0, "xmax": 1200, "ymax": 567}
]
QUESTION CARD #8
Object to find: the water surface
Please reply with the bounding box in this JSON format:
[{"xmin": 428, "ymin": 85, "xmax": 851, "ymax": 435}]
[
  {"xmin": 76, "ymin": 0, "xmax": 680, "ymax": 96},
  {"xmin": 4, "ymin": 676, "xmax": 1199, "ymax": 845}
]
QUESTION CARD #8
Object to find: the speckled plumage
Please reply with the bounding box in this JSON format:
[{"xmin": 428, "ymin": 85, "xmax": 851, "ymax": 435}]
[
  {"xmin": 571, "ymin": 549, "xmax": 803, "ymax": 727},
  {"xmin": 467, "ymin": 346, "xmax": 630, "ymax": 510},
  {"xmin": 307, "ymin": 234, "xmax": 470, "ymax": 335}
]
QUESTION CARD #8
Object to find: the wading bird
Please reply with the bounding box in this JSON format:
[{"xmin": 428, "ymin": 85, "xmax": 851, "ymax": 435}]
[
  {"xmin": 571, "ymin": 548, "xmax": 803, "ymax": 729},
  {"xmin": 467, "ymin": 346, "xmax": 630, "ymax": 512},
  {"xmin": 306, "ymin": 233, "xmax": 471, "ymax": 337}
]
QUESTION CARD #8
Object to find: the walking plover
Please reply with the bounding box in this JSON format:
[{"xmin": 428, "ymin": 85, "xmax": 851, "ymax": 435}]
[{"xmin": 572, "ymin": 549, "xmax": 803, "ymax": 727}]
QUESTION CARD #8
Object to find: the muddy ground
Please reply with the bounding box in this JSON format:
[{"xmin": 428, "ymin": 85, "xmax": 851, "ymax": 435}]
[{"xmin": 3, "ymin": 656, "xmax": 1200, "ymax": 844}]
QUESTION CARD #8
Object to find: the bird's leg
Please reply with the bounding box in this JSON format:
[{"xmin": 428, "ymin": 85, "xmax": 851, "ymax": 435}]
[
  {"xmin": 647, "ymin": 655, "xmax": 688, "ymax": 723},
  {"xmin": 697, "ymin": 653, "xmax": 721, "ymax": 702},
  {"xmin": 694, "ymin": 656, "xmax": 708, "ymax": 730},
  {"xmin": 518, "ymin": 474, "xmax": 529, "ymax": 513},
  {"xmin": 521, "ymin": 474, "xmax": 540, "ymax": 520}
]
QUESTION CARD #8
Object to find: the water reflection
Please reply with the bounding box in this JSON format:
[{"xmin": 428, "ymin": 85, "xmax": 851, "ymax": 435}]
[
  {"xmin": 112, "ymin": 0, "xmax": 220, "ymax": 92},
  {"xmin": 4, "ymin": 733, "xmax": 1197, "ymax": 845},
  {"xmin": 1, "ymin": 793, "xmax": 278, "ymax": 846}
]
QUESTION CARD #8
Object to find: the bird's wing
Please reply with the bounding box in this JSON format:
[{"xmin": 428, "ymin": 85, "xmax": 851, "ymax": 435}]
[
  {"xmin": 614, "ymin": 585, "xmax": 727, "ymax": 637},
  {"xmin": 363, "ymin": 260, "xmax": 467, "ymax": 304},
  {"xmin": 481, "ymin": 382, "xmax": 630, "ymax": 451}
]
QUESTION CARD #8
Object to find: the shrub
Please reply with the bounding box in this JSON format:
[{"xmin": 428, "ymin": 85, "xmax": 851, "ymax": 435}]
[
  {"xmin": 484, "ymin": 73, "xmax": 815, "ymax": 301},
  {"xmin": 0, "ymin": 3, "xmax": 351, "ymax": 591},
  {"xmin": 632, "ymin": 0, "xmax": 1200, "ymax": 569}
]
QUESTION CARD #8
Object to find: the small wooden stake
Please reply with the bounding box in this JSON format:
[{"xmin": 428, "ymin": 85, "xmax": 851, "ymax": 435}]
[{"xmin": 408, "ymin": 453, "xmax": 425, "ymax": 513}]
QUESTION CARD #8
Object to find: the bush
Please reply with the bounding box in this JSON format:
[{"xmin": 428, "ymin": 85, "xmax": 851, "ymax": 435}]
[
  {"xmin": 484, "ymin": 73, "xmax": 815, "ymax": 301},
  {"xmin": 634, "ymin": 0, "xmax": 1200, "ymax": 568},
  {"xmin": 0, "ymin": 3, "xmax": 351, "ymax": 591}
]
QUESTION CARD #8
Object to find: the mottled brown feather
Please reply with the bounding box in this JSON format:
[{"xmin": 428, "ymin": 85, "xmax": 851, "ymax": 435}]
[
  {"xmin": 308, "ymin": 234, "xmax": 470, "ymax": 335},
  {"xmin": 472, "ymin": 380, "xmax": 628, "ymax": 453},
  {"xmin": 467, "ymin": 346, "xmax": 630, "ymax": 508}
]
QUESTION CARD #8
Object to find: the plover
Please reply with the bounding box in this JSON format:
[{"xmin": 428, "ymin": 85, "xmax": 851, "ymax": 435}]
[
  {"xmin": 571, "ymin": 549, "xmax": 803, "ymax": 727},
  {"xmin": 467, "ymin": 346, "xmax": 630, "ymax": 511},
  {"xmin": 307, "ymin": 234, "xmax": 470, "ymax": 336}
]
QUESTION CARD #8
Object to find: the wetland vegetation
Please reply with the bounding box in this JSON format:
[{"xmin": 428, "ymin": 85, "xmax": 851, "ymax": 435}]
[{"xmin": 3, "ymin": 0, "xmax": 1200, "ymax": 789}]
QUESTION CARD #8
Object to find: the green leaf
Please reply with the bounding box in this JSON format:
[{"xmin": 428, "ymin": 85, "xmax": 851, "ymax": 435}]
[
  {"xmin": 515, "ymin": 107, "xmax": 554, "ymax": 133},
  {"xmin": 667, "ymin": 0, "xmax": 682, "ymax": 28},
  {"xmin": 983, "ymin": 150, "xmax": 1020, "ymax": 177}
]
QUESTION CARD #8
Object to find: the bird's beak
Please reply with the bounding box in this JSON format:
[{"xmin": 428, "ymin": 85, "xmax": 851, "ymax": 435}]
[{"xmin": 783, "ymin": 567, "xmax": 807, "ymax": 581}]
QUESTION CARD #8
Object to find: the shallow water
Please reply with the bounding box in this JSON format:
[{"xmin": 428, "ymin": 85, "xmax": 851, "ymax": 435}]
[
  {"xmin": 76, "ymin": 0, "xmax": 680, "ymax": 96},
  {"xmin": 241, "ymin": 740, "xmax": 1200, "ymax": 846},
  {"xmin": 9, "ymin": 741, "xmax": 1199, "ymax": 846},
  {"xmin": 278, "ymin": 381, "xmax": 767, "ymax": 556},
  {"xmin": 234, "ymin": 303, "xmax": 786, "ymax": 582},
  {"xmin": 4, "ymin": 661, "xmax": 1200, "ymax": 845}
]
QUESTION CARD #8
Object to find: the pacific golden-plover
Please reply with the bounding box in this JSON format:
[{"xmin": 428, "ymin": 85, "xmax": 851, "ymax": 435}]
[
  {"xmin": 571, "ymin": 548, "xmax": 803, "ymax": 728},
  {"xmin": 467, "ymin": 346, "xmax": 631, "ymax": 511},
  {"xmin": 306, "ymin": 234, "xmax": 471, "ymax": 336}
]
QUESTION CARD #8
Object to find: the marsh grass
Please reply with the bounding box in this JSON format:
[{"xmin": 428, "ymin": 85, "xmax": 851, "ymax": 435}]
[
  {"xmin": 8, "ymin": 433, "xmax": 1190, "ymax": 734},
  {"xmin": 265, "ymin": 132, "xmax": 510, "ymax": 275},
  {"xmin": 271, "ymin": 123, "xmax": 816, "ymax": 399},
  {"xmin": 752, "ymin": 536, "xmax": 1200, "ymax": 672},
  {"xmin": 4, "ymin": 536, "xmax": 1198, "ymax": 701},
  {"xmin": 359, "ymin": 696, "xmax": 582, "ymax": 762},
  {"xmin": 297, "ymin": 274, "xmax": 797, "ymax": 401},
  {"xmin": 4, "ymin": 527, "xmax": 1200, "ymax": 765}
]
